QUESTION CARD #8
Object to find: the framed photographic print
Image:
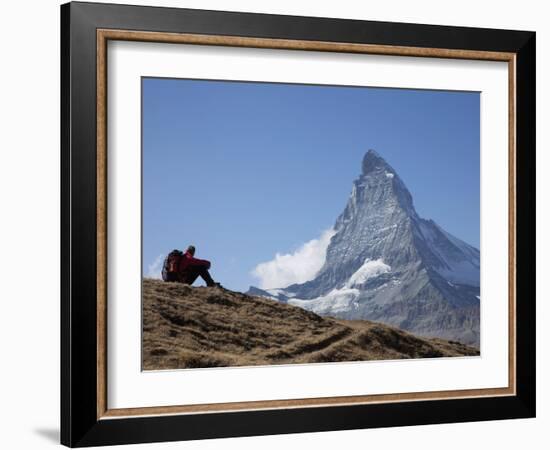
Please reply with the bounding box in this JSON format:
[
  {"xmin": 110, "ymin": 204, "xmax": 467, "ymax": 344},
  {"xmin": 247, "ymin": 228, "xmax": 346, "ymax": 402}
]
[{"xmin": 60, "ymin": 1, "xmax": 536, "ymax": 447}]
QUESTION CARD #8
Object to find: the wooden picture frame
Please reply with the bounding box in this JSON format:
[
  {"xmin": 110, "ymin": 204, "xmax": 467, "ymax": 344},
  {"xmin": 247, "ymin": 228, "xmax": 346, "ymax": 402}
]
[{"xmin": 61, "ymin": 1, "xmax": 535, "ymax": 447}]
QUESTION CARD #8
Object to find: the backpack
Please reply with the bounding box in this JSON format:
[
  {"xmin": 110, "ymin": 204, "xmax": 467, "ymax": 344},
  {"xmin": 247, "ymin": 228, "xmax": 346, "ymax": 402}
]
[{"xmin": 161, "ymin": 250, "xmax": 183, "ymax": 281}]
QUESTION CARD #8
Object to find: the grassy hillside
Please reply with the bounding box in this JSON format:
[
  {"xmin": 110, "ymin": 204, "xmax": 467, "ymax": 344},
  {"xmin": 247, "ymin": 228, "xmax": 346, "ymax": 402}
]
[{"xmin": 142, "ymin": 278, "xmax": 479, "ymax": 370}]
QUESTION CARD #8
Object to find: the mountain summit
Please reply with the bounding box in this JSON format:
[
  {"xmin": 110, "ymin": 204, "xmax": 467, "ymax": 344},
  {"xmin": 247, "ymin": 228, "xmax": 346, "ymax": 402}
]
[
  {"xmin": 362, "ymin": 148, "xmax": 391, "ymax": 174},
  {"xmin": 249, "ymin": 150, "xmax": 480, "ymax": 346}
]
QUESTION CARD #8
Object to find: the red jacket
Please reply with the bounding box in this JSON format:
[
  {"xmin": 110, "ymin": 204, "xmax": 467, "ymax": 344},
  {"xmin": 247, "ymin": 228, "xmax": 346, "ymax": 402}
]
[{"xmin": 178, "ymin": 251, "xmax": 211, "ymax": 273}]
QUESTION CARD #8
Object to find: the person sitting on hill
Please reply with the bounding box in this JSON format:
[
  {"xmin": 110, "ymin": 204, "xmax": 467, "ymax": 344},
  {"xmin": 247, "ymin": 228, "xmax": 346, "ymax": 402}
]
[{"xmin": 162, "ymin": 245, "xmax": 220, "ymax": 287}]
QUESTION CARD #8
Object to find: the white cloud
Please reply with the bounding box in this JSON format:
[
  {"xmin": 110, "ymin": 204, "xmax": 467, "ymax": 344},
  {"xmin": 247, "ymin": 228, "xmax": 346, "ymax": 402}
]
[
  {"xmin": 147, "ymin": 254, "xmax": 164, "ymax": 279},
  {"xmin": 251, "ymin": 229, "xmax": 336, "ymax": 289}
]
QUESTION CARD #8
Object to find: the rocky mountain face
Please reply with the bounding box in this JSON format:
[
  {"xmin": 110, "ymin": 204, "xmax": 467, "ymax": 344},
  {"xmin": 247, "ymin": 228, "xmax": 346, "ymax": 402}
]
[{"xmin": 248, "ymin": 150, "xmax": 480, "ymax": 347}]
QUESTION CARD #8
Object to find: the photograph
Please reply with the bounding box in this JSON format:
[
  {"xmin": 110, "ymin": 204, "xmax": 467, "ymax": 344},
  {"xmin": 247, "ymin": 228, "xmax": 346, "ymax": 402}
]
[{"xmin": 141, "ymin": 78, "xmax": 481, "ymax": 370}]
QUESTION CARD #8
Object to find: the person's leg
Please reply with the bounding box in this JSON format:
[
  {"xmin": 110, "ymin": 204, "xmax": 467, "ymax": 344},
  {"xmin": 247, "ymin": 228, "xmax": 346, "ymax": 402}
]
[
  {"xmin": 162, "ymin": 269, "xmax": 178, "ymax": 282},
  {"xmin": 196, "ymin": 266, "xmax": 216, "ymax": 287},
  {"xmin": 166, "ymin": 272, "xmax": 178, "ymax": 282},
  {"xmin": 180, "ymin": 267, "xmax": 200, "ymax": 285}
]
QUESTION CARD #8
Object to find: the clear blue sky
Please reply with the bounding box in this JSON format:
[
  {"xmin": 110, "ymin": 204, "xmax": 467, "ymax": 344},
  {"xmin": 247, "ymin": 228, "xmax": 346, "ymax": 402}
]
[{"xmin": 142, "ymin": 77, "xmax": 480, "ymax": 291}]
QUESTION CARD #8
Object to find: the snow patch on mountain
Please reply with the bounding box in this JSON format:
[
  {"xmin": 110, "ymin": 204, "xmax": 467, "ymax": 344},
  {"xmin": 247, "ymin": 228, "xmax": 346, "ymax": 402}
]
[
  {"xmin": 287, "ymin": 259, "xmax": 390, "ymax": 315},
  {"xmin": 346, "ymin": 258, "xmax": 391, "ymax": 287},
  {"xmin": 289, "ymin": 287, "xmax": 361, "ymax": 314}
]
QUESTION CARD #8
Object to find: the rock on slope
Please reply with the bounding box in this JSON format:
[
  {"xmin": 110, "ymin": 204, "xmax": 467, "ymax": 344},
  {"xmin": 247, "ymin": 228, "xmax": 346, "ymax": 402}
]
[
  {"xmin": 143, "ymin": 279, "xmax": 478, "ymax": 370},
  {"xmin": 248, "ymin": 150, "xmax": 480, "ymax": 347}
]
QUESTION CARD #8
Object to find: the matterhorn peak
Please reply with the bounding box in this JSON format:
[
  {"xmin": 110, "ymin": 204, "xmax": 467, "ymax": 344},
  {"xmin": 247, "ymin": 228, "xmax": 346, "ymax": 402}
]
[
  {"xmin": 362, "ymin": 149, "xmax": 390, "ymax": 175},
  {"xmin": 248, "ymin": 147, "xmax": 481, "ymax": 347}
]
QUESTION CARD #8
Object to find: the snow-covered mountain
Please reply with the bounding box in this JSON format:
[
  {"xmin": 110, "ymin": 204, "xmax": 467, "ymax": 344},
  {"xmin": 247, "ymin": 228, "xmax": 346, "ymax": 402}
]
[{"xmin": 248, "ymin": 150, "xmax": 480, "ymax": 346}]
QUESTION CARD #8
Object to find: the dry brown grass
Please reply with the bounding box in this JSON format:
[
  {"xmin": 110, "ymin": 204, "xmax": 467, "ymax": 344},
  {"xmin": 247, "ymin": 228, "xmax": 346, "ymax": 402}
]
[{"xmin": 142, "ymin": 278, "xmax": 479, "ymax": 370}]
